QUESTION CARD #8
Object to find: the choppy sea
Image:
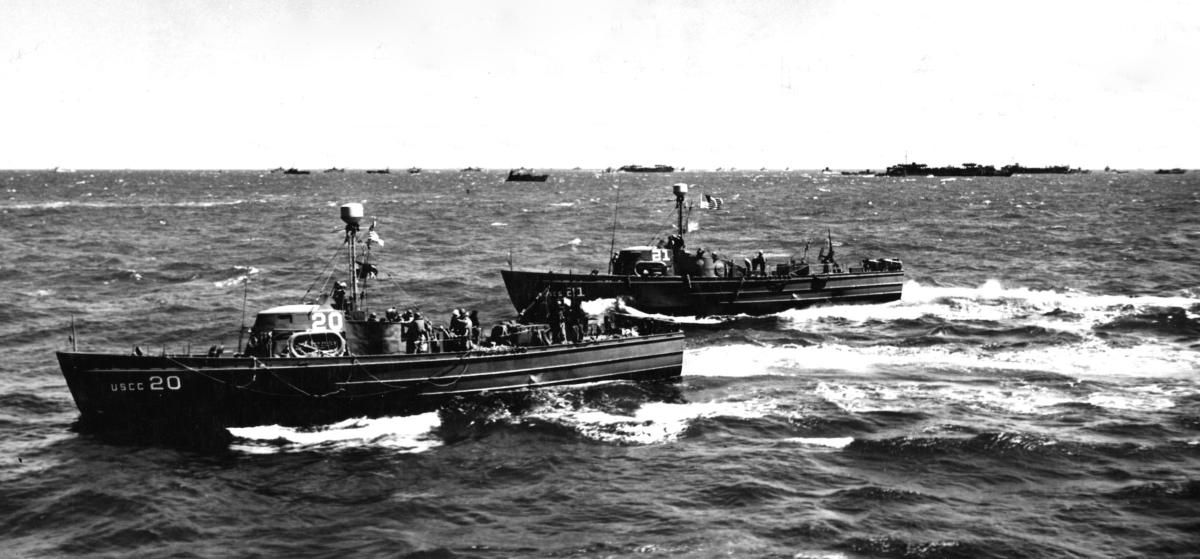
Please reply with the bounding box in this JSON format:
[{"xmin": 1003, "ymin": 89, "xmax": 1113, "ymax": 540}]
[{"xmin": 1, "ymin": 168, "xmax": 1198, "ymax": 558}]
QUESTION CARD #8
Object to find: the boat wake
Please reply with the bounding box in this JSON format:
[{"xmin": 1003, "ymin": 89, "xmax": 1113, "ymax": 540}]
[
  {"xmin": 813, "ymin": 377, "xmax": 1183, "ymax": 416},
  {"xmin": 685, "ymin": 335, "xmax": 1200, "ymax": 380},
  {"xmin": 607, "ymin": 301, "xmax": 738, "ymax": 325},
  {"xmin": 519, "ymin": 398, "xmax": 772, "ymax": 445},
  {"xmin": 225, "ymin": 384, "xmax": 777, "ymax": 451},
  {"xmin": 228, "ymin": 413, "xmax": 444, "ymax": 454},
  {"xmin": 779, "ymin": 279, "xmax": 1199, "ymax": 330}
]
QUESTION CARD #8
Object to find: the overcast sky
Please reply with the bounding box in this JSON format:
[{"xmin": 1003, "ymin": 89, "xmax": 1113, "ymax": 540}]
[{"xmin": 2, "ymin": 0, "xmax": 1196, "ymax": 170}]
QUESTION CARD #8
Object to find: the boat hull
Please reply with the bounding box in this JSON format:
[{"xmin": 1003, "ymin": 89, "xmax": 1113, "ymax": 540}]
[
  {"xmin": 501, "ymin": 269, "xmax": 904, "ymax": 319},
  {"xmin": 56, "ymin": 332, "xmax": 683, "ymax": 430}
]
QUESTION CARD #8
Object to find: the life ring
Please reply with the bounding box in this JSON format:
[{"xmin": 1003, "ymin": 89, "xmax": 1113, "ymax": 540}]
[
  {"xmin": 288, "ymin": 331, "xmax": 347, "ymax": 357},
  {"xmin": 634, "ymin": 261, "xmax": 666, "ymax": 276}
]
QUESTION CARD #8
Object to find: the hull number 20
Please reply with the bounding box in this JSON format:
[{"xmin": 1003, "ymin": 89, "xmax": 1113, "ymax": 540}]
[{"xmin": 110, "ymin": 375, "xmax": 182, "ymax": 392}]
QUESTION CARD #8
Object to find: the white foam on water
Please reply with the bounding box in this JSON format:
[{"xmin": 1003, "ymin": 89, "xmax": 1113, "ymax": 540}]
[
  {"xmin": 814, "ymin": 382, "xmax": 911, "ymax": 414},
  {"xmin": 772, "ymin": 280, "xmax": 1196, "ymax": 337},
  {"xmin": 173, "ymin": 200, "xmax": 245, "ymax": 208},
  {"xmin": 904, "ymin": 280, "xmax": 1196, "ymax": 326},
  {"xmin": 792, "ymin": 553, "xmax": 851, "ymax": 559},
  {"xmin": 1, "ymin": 199, "xmax": 245, "ymax": 211},
  {"xmin": 228, "ymin": 412, "xmax": 444, "ymax": 454},
  {"xmin": 615, "ymin": 303, "xmax": 729, "ymax": 325},
  {"xmin": 528, "ymin": 399, "xmax": 770, "ymax": 445},
  {"xmin": 685, "ymin": 344, "xmax": 878, "ymax": 377},
  {"xmin": 1085, "ymin": 383, "xmax": 1181, "ymax": 411},
  {"xmin": 213, "ymin": 266, "xmax": 260, "ymax": 288},
  {"xmin": 580, "ymin": 297, "xmax": 620, "ymax": 316},
  {"xmin": 686, "ymin": 335, "xmax": 1199, "ymax": 387},
  {"xmin": 814, "ymin": 375, "xmax": 1188, "ymax": 416},
  {"xmin": 783, "ymin": 436, "xmax": 855, "ymax": 449}
]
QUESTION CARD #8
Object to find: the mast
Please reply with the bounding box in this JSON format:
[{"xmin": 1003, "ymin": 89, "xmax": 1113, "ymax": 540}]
[
  {"xmin": 360, "ymin": 219, "xmax": 377, "ymax": 311},
  {"xmin": 673, "ymin": 182, "xmax": 688, "ymax": 237},
  {"xmin": 340, "ymin": 203, "xmax": 364, "ymax": 313},
  {"xmin": 608, "ymin": 181, "xmax": 621, "ymax": 274}
]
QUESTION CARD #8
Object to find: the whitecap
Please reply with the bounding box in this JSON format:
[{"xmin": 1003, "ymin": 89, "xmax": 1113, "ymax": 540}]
[{"xmin": 213, "ymin": 266, "xmax": 260, "ymax": 288}]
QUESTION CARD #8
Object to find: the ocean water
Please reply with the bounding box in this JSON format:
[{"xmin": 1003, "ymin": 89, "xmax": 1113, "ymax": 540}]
[{"xmin": 1, "ymin": 168, "xmax": 1198, "ymax": 558}]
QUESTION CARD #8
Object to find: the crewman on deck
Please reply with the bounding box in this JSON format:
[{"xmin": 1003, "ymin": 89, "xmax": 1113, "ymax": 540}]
[
  {"xmin": 751, "ymin": 251, "xmax": 767, "ymax": 275},
  {"xmin": 386, "ymin": 307, "xmax": 400, "ymax": 321},
  {"xmin": 568, "ymin": 297, "xmax": 586, "ymax": 342},
  {"xmin": 412, "ymin": 311, "xmax": 429, "ymax": 353},
  {"xmin": 468, "ymin": 310, "xmax": 481, "ymax": 345},
  {"xmin": 448, "ymin": 309, "xmax": 467, "ymax": 351},
  {"xmin": 458, "ymin": 308, "xmax": 473, "ymax": 348},
  {"xmin": 548, "ymin": 297, "xmax": 566, "ymax": 343},
  {"xmin": 398, "ymin": 309, "xmax": 413, "ymax": 352},
  {"xmin": 332, "ymin": 281, "xmax": 348, "ymax": 310}
]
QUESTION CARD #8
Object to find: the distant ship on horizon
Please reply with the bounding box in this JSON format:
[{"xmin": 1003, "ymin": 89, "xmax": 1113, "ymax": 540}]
[
  {"xmin": 505, "ymin": 168, "xmax": 549, "ymax": 182},
  {"xmin": 884, "ymin": 162, "xmax": 1012, "ymax": 177},
  {"xmin": 1001, "ymin": 164, "xmax": 1081, "ymax": 174},
  {"xmin": 618, "ymin": 164, "xmax": 675, "ymax": 173}
]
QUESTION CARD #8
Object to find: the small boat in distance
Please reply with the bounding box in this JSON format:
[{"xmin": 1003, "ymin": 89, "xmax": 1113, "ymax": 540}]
[
  {"xmin": 282, "ymin": 168, "xmax": 310, "ymax": 175},
  {"xmin": 461, "ymin": 166, "xmax": 482, "ymax": 172},
  {"xmin": 56, "ymin": 203, "xmax": 684, "ymax": 432},
  {"xmin": 1154, "ymin": 168, "xmax": 1187, "ymax": 174},
  {"xmin": 506, "ymin": 168, "xmax": 549, "ymax": 182},
  {"xmin": 407, "ymin": 167, "xmax": 422, "ymax": 174},
  {"xmin": 501, "ymin": 183, "xmax": 905, "ymax": 320},
  {"xmin": 366, "ymin": 168, "xmax": 391, "ymax": 174}
]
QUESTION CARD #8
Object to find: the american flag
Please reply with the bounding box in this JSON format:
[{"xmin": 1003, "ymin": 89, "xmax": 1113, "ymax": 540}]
[{"xmin": 700, "ymin": 193, "xmax": 724, "ymax": 210}]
